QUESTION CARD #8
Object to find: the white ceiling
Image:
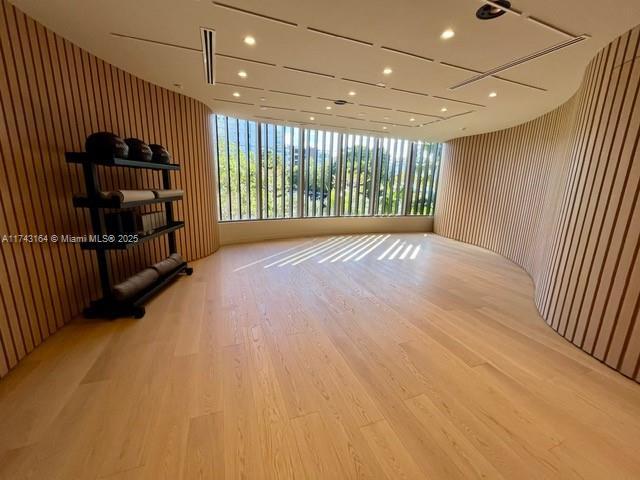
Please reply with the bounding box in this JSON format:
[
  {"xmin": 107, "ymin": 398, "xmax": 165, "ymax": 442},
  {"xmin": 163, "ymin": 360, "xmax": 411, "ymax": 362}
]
[{"xmin": 11, "ymin": 0, "xmax": 640, "ymax": 141}]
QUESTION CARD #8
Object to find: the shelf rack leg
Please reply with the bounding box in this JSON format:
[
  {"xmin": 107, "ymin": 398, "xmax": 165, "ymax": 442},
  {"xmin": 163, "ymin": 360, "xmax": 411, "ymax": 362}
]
[
  {"xmin": 82, "ymin": 162, "xmax": 112, "ymax": 297},
  {"xmin": 162, "ymin": 169, "xmax": 177, "ymax": 254}
]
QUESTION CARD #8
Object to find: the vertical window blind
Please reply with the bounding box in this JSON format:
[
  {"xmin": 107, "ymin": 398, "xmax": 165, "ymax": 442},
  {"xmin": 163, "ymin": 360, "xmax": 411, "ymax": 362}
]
[{"xmin": 214, "ymin": 115, "xmax": 441, "ymax": 221}]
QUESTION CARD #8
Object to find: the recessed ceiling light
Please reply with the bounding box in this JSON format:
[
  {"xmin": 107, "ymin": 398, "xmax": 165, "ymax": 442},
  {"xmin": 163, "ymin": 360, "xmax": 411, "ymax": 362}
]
[
  {"xmin": 409, "ymin": 118, "xmax": 415, "ymax": 122},
  {"xmin": 309, "ymin": 116, "xmax": 315, "ymax": 120},
  {"xmin": 489, "ymin": 91, "xmax": 497, "ymax": 98},
  {"xmin": 383, "ymin": 116, "xmax": 389, "ymax": 120},
  {"xmin": 232, "ymin": 92, "xmax": 240, "ymax": 97},
  {"xmin": 441, "ymin": 107, "xmax": 448, "ymax": 112},
  {"xmin": 244, "ymin": 35, "xmax": 256, "ymax": 46},
  {"xmin": 348, "ymin": 91, "xmax": 356, "ymax": 96},
  {"xmin": 382, "ymin": 126, "xmax": 388, "ymax": 130},
  {"xmin": 440, "ymin": 29, "xmax": 455, "ymax": 40},
  {"xmin": 237, "ymin": 70, "xmax": 247, "ymax": 78},
  {"xmin": 260, "ymin": 97, "xmax": 266, "ymax": 101},
  {"xmin": 325, "ymin": 106, "xmax": 332, "ymax": 110},
  {"xmin": 383, "ymin": 67, "xmax": 393, "ymax": 75}
]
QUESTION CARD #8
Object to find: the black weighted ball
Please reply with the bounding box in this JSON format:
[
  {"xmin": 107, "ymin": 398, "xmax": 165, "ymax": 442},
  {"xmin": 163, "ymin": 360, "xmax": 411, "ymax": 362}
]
[
  {"xmin": 124, "ymin": 138, "xmax": 153, "ymax": 162},
  {"xmin": 85, "ymin": 132, "xmax": 128, "ymax": 160},
  {"xmin": 149, "ymin": 144, "xmax": 171, "ymax": 164}
]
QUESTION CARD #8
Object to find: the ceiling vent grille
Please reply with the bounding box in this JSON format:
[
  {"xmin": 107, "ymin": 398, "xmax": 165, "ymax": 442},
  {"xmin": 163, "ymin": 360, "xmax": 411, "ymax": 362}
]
[
  {"xmin": 450, "ymin": 35, "xmax": 588, "ymax": 90},
  {"xmin": 201, "ymin": 28, "xmax": 216, "ymax": 84}
]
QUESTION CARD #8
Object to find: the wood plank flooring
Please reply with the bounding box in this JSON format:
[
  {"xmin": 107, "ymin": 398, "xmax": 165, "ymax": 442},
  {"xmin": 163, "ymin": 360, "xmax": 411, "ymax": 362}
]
[{"xmin": 1, "ymin": 233, "xmax": 639, "ymax": 479}]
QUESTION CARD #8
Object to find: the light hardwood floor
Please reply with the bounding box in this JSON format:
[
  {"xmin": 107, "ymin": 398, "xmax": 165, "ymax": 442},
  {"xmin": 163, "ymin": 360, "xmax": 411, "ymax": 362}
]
[{"xmin": 1, "ymin": 233, "xmax": 640, "ymax": 479}]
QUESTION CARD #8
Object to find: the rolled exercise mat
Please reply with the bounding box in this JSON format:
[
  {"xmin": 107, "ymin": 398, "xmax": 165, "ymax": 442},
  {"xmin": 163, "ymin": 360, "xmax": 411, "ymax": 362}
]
[
  {"xmin": 153, "ymin": 189, "xmax": 184, "ymax": 199},
  {"xmin": 112, "ymin": 268, "xmax": 159, "ymax": 302},
  {"xmin": 150, "ymin": 256, "xmax": 182, "ymax": 276},
  {"xmin": 100, "ymin": 190, "xmax": 156, "ymax": 203}
]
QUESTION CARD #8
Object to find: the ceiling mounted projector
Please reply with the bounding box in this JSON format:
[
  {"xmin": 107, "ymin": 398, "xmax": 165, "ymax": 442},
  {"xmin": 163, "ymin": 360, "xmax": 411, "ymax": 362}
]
[{"xmin": 476, "ymin": 0, "xmax": 511, "ymax": 20}]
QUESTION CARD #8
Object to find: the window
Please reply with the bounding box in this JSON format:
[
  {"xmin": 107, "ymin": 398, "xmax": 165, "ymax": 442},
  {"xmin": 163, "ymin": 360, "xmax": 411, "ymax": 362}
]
[
  {"xmin": 302, "ymin": 129, "xmax": 340, "ymax": 217},
  {"xmin": 340, "ymin": 134, "xmax": 376, "ymax": 216},
  {"xmin": 408, "ymin": 142, "xmax": 442, "ymax": 216},
  {"xmin": 214, "ymin": 115, "xmax": 441, "ymax": 221}
]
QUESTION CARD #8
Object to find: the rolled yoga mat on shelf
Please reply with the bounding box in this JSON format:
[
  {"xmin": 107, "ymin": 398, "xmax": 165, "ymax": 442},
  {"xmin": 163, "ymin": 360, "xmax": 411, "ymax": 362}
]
[
  {"xmin": 150, "ymin": 253, "xmax": 185, "ymax": 276},
  {"xmin": 112, "ymin": 268, "xmax": 159, "ymax": 302},
  {"xmin": 100, "ymin": 190, "xmax": 156, "ymax": 202},
  {"xmin": 153, "ymin": 189, "xmax": 184, "ymax": 199}
]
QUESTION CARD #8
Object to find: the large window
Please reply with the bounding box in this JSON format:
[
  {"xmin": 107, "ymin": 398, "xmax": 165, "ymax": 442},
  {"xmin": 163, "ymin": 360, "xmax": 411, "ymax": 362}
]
[{"xmin": 214, "ymin": 115, "xmax": 441, "ymax": 221}]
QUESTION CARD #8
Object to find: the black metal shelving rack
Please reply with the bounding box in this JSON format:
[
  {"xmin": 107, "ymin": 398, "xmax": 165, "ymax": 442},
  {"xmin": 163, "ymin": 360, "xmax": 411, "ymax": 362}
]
[{"xmin": 66, "ymin": 152, "xmax": 193, "ymax": 319}]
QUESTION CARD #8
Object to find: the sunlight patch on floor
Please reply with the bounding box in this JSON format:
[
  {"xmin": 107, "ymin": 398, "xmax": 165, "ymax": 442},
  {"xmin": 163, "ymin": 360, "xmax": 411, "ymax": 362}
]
[{"xmin": 236, "ymin": 234, "xmax": 427, "ymax": 269}]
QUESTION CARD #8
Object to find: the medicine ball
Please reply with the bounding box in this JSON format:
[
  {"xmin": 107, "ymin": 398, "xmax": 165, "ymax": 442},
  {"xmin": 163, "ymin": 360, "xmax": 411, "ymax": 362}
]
[
  {"xmin": 124, "ymin": 138, "xmax": 153, "ymax": 162},
  {"xmin": 149, "ymin": 144, "xmax": 171, "ymax": 164},
  {"xmin": 85, "ymin": 132, "xmax": 128, "ymax": 160}
]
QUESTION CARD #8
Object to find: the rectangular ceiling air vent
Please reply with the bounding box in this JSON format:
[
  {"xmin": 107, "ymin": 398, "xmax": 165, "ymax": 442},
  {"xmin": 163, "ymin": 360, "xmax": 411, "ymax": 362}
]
[
  {"xmin": 450, "ymin": 35, "xmax": 588, "ymax": 90},
  {"xmin": 201, "ymin": 28, "xmax": 216, "ymax": 84}
]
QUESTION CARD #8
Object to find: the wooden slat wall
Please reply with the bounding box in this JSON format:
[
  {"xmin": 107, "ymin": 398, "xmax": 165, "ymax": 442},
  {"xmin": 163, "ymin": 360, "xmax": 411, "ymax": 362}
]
[
  {"xmin": 0, "ymin": 0, "xmax": 219, "ymax": 378},
  {"xmin": 436, "ymin": 25, "xmax": 640, "ymax": 382}
]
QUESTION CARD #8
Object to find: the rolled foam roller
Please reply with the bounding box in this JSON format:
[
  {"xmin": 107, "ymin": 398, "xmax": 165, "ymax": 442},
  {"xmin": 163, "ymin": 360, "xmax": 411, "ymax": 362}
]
[{"xmin": 112, "ymin": 268, "xmax": 159, "ymax": 302}]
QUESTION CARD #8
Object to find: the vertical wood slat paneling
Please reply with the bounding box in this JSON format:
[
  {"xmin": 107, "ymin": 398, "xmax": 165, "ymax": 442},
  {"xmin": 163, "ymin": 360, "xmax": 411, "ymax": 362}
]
[
  {"xmin": 0, "ymin": 0, "xmax": 219, "ymax": 378},
  {"xmin": 435, "ymin": 25, "xmax": 640, "ymax": 383}
]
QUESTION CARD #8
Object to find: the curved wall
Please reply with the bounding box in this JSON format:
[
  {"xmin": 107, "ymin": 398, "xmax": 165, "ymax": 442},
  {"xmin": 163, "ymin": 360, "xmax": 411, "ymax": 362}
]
[
  {"xmin": 0, "ymin": 0, "xmax": 219, "ymax": 377},
  {"xmin": 218, "ymin": 216, "xmax": 433, "ymax": 245},
  {"xmin": 436, "ymin": 25, "xmax": 640, "ymax": 381}
]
